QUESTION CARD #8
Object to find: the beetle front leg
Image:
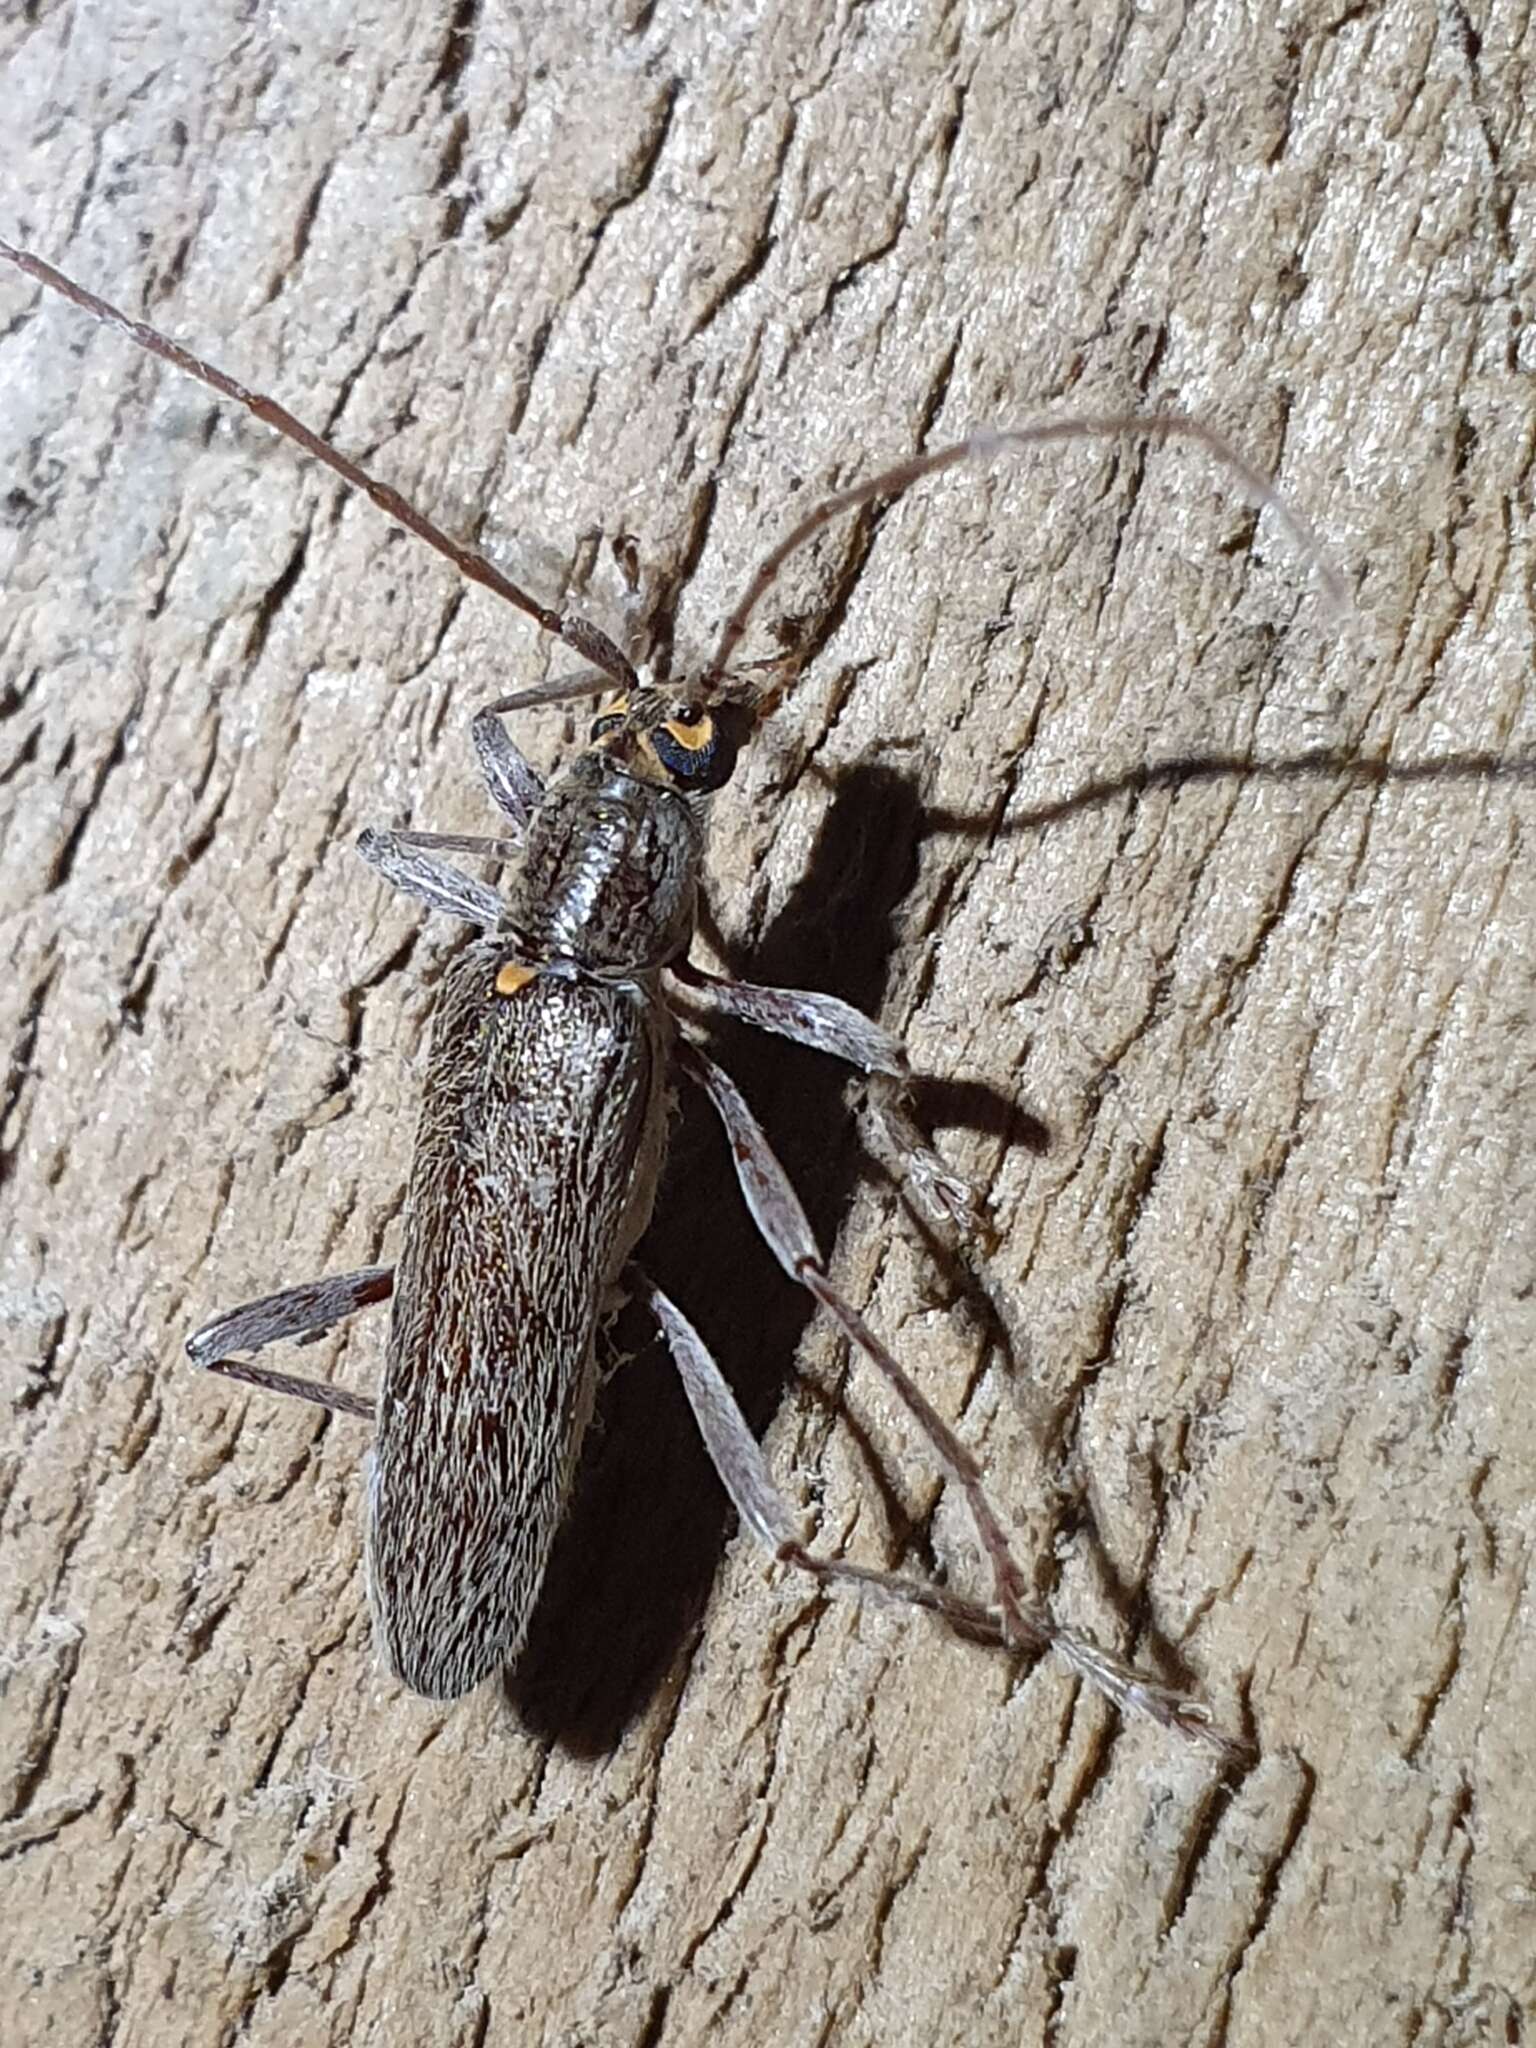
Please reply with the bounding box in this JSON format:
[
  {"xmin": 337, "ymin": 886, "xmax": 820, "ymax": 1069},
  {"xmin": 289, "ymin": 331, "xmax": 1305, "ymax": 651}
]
[
  {"xmin": 186, "ymin": 1265, "xmax": 393, "ymax": 1419},
  {"xmin": 469, "ymin": 664, "xmax": 629, "ymax": 832},
  {"xmin": 666, "ymin": 960, "xmax": 989, "ymax": 1241},
  {"xmin": 470, "ymin": 700, "xmax": 546, "ymax": 828}
]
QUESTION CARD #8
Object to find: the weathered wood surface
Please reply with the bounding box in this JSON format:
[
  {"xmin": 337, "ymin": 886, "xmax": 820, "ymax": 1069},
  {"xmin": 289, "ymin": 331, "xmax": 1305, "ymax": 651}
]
[{"xmin": 2, "ymin": 4, "xmax": 1531, "ymax": 2044}]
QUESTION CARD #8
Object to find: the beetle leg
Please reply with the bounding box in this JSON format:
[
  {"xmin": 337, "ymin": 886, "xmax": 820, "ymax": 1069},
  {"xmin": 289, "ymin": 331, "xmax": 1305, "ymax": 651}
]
[
  {"xmin": 186, "ymin": 1265, "xmax": 392, "ymax": 1420},
  {"xmin": 469, "ymin": 665, "xmax": 630, "ymax": 831},
  {"xmin": 665, "ymin": 960, "xmax": 988, "ymax": 1239},
  {"xmin": 640, "ymin": 1272, "xmax": 1006, "ymax": 1645},
  {"xmin": 368, "ymin": 826, "xmax": 521, "ymax": 862},
  {"xmin": 356, "ymin": 829, "xmax": 505, "ymax": 927},
  {"xmin": 469, "ymin": 701, "xmax": 548, "ymax": 828},
  {"xmin": 677, "ymin": 1043, "xmax": 1247, "ymax": 1757}
]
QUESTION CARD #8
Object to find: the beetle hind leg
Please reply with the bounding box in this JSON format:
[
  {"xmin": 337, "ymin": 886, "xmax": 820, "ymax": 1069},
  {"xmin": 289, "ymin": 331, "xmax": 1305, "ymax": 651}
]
[
  {"xmin": 186, "ymin": 1264, "xmax": 393, "ymax": 1420},
  {"xmin": 645, "ymin": 1271, "xmax": 1246, "ymax": 1759},
  {"xmin": 642, "ymin": 1275, "xmax": 1006, "ymax": 1643},
  {"xmin": 675, "ymin": 1045, "xmax": 1248, "ymax": 1758}
]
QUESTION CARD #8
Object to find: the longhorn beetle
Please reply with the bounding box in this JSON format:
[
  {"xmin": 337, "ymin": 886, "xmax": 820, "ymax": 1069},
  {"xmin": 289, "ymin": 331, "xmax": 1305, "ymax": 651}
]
[{"xmin": 3, "ymin": 238, "xmax": 1337, "ymax": 1759}]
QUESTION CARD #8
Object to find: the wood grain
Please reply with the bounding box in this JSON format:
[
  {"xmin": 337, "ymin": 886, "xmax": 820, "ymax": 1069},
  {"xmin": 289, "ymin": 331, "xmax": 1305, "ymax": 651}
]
[{"xmin": 2, "ymin": 3, "xmax": 1531, "ymax": 2043}]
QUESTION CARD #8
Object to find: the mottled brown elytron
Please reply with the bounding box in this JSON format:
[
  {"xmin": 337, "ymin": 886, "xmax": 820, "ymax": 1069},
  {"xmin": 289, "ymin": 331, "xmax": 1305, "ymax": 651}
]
[{"xmin": 2, "ymin": 239, "xmax": 1333, "ymax": 1754}]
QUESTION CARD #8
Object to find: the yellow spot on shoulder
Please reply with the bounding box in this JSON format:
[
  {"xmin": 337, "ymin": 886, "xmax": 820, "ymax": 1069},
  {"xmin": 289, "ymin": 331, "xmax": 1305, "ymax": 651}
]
[{"xmin": 494, "ymin": 961, "xmax": 538, "ymax": 998}]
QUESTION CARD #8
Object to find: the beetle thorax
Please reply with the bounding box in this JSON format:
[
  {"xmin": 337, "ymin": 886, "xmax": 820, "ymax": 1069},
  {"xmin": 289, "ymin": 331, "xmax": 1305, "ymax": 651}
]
[{"xmin": 502, "ymin": 752, "xmax": 702, "ymax": 976}]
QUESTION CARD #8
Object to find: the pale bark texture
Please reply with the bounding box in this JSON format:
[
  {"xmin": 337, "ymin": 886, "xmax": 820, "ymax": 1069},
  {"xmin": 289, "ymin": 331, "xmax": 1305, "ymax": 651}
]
[{"xmin": 2, "ymin": 3, "xmax": 1532, "ymax": 2044}]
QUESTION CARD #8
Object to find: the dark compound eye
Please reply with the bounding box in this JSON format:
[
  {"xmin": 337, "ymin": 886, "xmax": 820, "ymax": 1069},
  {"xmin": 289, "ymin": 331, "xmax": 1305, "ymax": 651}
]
[{"xmin": 588, "ymin": 710, "xmax": 624, "ymax": 741}]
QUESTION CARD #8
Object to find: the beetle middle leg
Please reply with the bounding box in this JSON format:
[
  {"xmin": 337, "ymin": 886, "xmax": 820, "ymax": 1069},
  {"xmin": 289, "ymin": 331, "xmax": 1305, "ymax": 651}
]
[
  {"xmin": 666, "ymin": 959, "xmax": 988, "ymax": 1239},
  {"xmin": 186, "ymin": 696, "xmax": 556, "ymax": 1422},
  {"xmin": 356, "ymin": 831, "xmax": 507, "ymax": 927}
]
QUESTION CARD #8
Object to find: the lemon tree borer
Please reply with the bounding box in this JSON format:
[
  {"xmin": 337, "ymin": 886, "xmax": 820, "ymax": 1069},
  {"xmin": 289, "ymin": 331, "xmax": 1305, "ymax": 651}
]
[{"xmin": 2, "ymin": 237, "xmax": 1337, "ymax": 1758}]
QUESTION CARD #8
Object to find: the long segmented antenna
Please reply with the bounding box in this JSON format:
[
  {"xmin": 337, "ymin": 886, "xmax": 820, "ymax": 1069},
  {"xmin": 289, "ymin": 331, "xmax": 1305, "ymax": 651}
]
[
  {"xmin": 705, "ymin": 411, "xmax": 1348, "ymax": 694},
  {"xmin": 0, "ymin": 237, "xmax": 638, "ymax": 692},
  {"xmin": 3, "ymin": 240, "xmax": 1344, "ymax": 726}
]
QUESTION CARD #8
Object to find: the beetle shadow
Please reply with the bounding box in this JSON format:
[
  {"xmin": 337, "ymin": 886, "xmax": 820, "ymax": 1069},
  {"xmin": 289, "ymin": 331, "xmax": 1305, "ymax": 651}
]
[{"xmin": 504, "ymin": 760, "xmax": 985, "ymax": 1753}]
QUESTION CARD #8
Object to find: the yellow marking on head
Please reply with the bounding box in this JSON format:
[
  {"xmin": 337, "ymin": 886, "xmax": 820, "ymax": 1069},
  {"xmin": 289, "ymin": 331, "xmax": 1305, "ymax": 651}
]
[{"xmin": 494, "ymin": 961, "xmax": 538, "ymax": 998}]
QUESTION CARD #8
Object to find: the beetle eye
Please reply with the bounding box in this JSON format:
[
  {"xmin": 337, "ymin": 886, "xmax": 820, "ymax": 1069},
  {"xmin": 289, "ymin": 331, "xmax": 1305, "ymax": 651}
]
[{"xmin": 647, "ymin": 701, "xmax": 747, "ymax": 793}]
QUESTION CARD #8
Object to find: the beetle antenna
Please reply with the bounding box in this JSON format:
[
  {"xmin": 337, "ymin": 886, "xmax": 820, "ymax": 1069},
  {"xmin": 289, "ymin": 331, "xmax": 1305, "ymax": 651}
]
[
  {"xmin": 0, "ymin": 237, "xmax": 638, "ymax": 691},
  {"xmin": 706, "ymin": 409, "xmax": 1348, "ymax": 697}
]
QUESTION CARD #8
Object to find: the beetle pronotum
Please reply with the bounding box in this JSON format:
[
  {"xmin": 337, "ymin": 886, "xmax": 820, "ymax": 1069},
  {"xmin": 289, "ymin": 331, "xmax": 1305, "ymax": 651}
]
[{"xmin": 2, "ymin": 237, "xmax": 1337, "ymax": 1760}]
